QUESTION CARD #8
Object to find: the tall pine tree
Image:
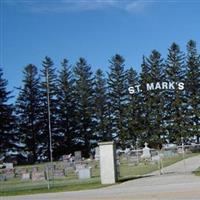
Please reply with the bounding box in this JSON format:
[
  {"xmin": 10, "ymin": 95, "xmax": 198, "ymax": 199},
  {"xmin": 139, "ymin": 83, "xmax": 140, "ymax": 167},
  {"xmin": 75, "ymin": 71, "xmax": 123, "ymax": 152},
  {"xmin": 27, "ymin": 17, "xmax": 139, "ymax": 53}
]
[
  {"xmin": 94, "ymin": 69, "xmax": 111, "ymax": 141},
  {"xmin": 0, "ymin": 68, "xmax": 15, "ymax": 156},
  {"xmin": 107, "ymin": 54, "xmax": 127, "ymax": 145},
  {"xmin": 74, "ymin": 58, "xmax": 94, "ymax": 157},
  {"xmin": 143, "ymin": 50, "xmax": 164, "ymax": 147},
  {"xmin": 185, "ymin": 40, "xmax": 200, "ymax": 143},
  {"xmin": 126, "ymin": 67, "xmax": 140, "ymax": 145},
  {"xmin": 15, "ymin": 64, "xmax": 41, "ymax": 163},
  {"xmin": 165, "ymin": 43, "xmax": 186, "ymax": 143},
  {"xmin": 138, "ymin": 56, "xmax": 152, "ymax": 145},
  {"xmin": 56, "ymin": 58, "xmax": 76, "ymax": 157}
]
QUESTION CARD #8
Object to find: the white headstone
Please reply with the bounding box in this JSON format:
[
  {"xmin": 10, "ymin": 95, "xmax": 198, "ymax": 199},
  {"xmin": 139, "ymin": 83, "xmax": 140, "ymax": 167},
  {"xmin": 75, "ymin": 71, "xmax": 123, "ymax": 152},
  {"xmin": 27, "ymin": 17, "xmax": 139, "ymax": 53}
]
[
  {"xmin": 4, "ymin": 163, "xmax": 13, "ymax": 169},
  {"xmin": 78, "ymin": 168, "xmax": 91, "ymax": 179},
  {"xmin": 22, "ymin": 173, "xmax": 30, "ymax": 180}
]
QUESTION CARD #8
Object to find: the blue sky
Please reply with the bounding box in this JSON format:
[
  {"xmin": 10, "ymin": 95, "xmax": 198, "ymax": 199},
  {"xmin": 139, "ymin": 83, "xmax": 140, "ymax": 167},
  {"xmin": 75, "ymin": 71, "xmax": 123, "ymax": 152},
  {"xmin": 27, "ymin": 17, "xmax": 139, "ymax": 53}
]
[{"xmin": 1, "ymin": 0, "xmax": 200, "ymax": 97}]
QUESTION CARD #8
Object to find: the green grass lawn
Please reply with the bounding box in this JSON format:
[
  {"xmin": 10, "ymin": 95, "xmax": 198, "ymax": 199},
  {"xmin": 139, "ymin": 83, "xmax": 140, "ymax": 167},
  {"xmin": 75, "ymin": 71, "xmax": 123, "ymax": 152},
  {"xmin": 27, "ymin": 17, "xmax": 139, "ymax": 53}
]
[
  {"xmin": 0, "ymin": 153, "xmax": 198, "ymax": 196},
  {"xmin": 118, "ymin": 153, "xmax": 197, "ymax": 181},
  {"xmin": 0, "ymin": 178, "xmax": 106, "ymax": 196},
  {"xmin": 194, "ymin": 167, "xmax": 200, "ymax": 176}
]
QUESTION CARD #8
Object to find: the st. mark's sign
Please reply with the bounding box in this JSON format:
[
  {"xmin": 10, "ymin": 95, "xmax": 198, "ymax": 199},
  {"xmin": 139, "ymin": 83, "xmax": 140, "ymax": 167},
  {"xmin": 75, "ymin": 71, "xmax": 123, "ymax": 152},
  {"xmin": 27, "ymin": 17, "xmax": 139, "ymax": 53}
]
[{"xmin": 128, "ymin": 81, "xmax": 184, "ymax": 94}]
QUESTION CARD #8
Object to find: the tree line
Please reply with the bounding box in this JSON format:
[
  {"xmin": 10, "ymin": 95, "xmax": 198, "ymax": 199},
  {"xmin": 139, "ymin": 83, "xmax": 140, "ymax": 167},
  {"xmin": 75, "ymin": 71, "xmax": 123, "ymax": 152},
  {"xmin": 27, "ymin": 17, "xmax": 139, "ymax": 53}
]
[{"xmin": 0, "ymin": 40, "xmax": 199, "ymax": 163}]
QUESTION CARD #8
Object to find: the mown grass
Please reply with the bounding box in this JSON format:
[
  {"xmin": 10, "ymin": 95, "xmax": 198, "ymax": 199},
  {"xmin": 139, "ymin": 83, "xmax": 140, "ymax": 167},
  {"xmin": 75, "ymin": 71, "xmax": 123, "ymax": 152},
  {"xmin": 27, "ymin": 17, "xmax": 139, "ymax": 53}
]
[
  {"xmin": 162, "ymin": 152, "xmax": 195, "ymax": 167},
  {"xmin": 118, "ymin": 152, "xmax": 197, "ymax": 181},
  {"xmin": 194, "ymin": 167, "xmax": 200, "ymax": 176},
  {"xmin": 0, "ymin": 178, "xmax": 106, "ymax": 196}
]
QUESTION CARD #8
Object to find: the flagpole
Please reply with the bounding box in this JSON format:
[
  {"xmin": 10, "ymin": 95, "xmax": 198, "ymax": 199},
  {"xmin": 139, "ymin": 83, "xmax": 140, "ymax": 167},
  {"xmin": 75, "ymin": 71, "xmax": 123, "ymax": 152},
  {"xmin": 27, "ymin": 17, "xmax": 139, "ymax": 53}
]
[{"xmin": 46, "ymin": 68, "xmax": 53, "ymax": 163}]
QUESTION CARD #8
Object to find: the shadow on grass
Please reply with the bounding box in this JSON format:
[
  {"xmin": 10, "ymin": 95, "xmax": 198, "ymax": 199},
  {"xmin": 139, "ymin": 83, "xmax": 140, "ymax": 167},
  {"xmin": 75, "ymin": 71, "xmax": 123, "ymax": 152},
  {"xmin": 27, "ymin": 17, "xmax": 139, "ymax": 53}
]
[
  {"xmin": 118, "ymin": 174, "xmax": 154, "ymax": 183},
  {"xmin": 193, "ymin": 168, "xmax": 200, "ymax": 176}
]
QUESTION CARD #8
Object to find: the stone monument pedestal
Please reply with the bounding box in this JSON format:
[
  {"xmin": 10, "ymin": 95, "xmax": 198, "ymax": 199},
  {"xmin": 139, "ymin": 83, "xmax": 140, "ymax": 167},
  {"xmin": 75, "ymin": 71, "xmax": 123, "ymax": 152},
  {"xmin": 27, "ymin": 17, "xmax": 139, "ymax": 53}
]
[
  {"xmin": 99, "ymin": 141, "xmax": 117, "ymax": 184},
  {"xmin": 141, "ymin": 142, "xmax": 151, "ymax": 159}
]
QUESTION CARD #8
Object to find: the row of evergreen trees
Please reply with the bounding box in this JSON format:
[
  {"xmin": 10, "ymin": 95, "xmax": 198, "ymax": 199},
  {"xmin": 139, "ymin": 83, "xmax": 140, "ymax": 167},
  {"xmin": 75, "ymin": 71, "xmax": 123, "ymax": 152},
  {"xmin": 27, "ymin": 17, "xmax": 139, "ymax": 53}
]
[{"xmin": 0, "ymin": 40, "xmax": 199, "ymax": 163}]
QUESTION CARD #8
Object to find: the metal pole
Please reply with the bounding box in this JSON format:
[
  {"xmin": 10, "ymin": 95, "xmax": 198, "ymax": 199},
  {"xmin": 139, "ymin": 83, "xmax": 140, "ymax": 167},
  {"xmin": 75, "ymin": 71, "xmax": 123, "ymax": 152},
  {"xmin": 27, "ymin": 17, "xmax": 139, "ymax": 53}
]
[
  {"xmin": 136, "ymin": 138, "xmax": 139, "ymax": 165},
  {"xmin": 46, "ymin": 68, "xmax": 53, "ymax": 163},
  {"xmin": 181, "ymin": 137, "xmax": 186, "ymax": 174}
]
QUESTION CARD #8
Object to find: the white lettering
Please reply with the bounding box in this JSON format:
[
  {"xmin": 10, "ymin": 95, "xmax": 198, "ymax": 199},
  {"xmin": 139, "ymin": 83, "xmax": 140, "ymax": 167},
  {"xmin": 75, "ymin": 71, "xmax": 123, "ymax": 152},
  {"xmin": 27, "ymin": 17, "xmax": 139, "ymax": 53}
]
[
  {"xmin": 162, "ymin": 82, "xmax": 168, "ymax": 89},
  {"xmin": 168, "ymin": 82, "xmax": 175, "ymax": 89},
  {"xmin": 128, "ymin": 81, "xmax": 185, "ymax": 94},
  {"xmin": 178, "ymin": 82, "xmax": 184, "ymax": 90},
  {"xmin": 135, "ymin": 85, "xmax": 141, "ymax": 92},
  {"xmin": 146, "ymin": 83, "xmax": 154, "ymax": 91},
  {"xmin": 128, "ymin": 87, "xmax": 135, "ymax": 94},
  {"xmin": 155, "ymin": 82, "xmax": 162, "ymax": 90}
]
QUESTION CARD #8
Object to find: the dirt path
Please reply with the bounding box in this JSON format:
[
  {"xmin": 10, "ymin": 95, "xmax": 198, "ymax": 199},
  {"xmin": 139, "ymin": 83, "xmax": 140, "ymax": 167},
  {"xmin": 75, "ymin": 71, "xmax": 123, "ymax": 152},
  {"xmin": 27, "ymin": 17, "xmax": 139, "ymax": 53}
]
[{"xmin": 3, "ymin": 155, "xmax": 200, "ymax": 200}]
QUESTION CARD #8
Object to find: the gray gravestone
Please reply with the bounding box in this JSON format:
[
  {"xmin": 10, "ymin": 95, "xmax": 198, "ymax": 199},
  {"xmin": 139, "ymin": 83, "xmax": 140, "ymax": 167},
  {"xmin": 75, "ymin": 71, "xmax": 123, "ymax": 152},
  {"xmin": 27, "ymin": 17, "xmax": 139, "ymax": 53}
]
[
  {"xmin": 4, "ymin": 168, "xmax": 15, "ymax": 179},
  {"xmin": 54, "ymin": 170, "xmax": 65, "ymax": 178},
  {"xmin": 0, "ymin": 174, "xmax": 6, "ymax": 181},
  {"xmin": 32, "ymin": 167, "xmax": 39, "ymax": 173},
  {"xmin": 63, "ymin": 160, "xmax": 72, "ymax": 168},
  {"xmin": 78, "ymin": 168, "xmax": 91, "ymax": 179},
  {"xmin": 95, "ymin": 147, "xmax": 100, "ymax": 161},
  {"xmin": 16, "ymin": 168, "xmax": 28, "ymax": 177},
  {"xmin": 63, "ymin": 161, "xmax": 74, "ymax": 171},
  {"xmin": 63, "ymin": 168, "xmax": 68, "ymax": 176},
  {"xmin": 21, "ymin": 173, "xmax": 30, "ymax": 180},
  {"xmin": 74, "ymin": 151, "xmax": 82, "ymax": 161},
  {"xmin": 31, "ymin": 172, "xmax": 45, "ymax": 181},
  {"xmin": 62, "ymin": 154, "xmax": 72, "ymax": 161},
  {"xmin": 75, "ymin": 163, "xmax": 86, "ymax": 170},
  {"xmin": 45, "ymin": 164, "xmax": 54, "ymax": 181}
]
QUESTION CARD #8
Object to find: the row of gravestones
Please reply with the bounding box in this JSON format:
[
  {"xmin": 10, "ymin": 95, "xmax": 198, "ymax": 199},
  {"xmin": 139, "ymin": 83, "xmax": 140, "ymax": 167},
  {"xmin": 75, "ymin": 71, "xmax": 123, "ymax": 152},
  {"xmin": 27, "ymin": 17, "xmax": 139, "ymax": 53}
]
[
  {"xmin": 0, "ymin": 161, "xmax": 92, "ymax": 181},
  {"xmin": 62, "ymin": 150, "xmax": 101, "ymax": 162}
]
